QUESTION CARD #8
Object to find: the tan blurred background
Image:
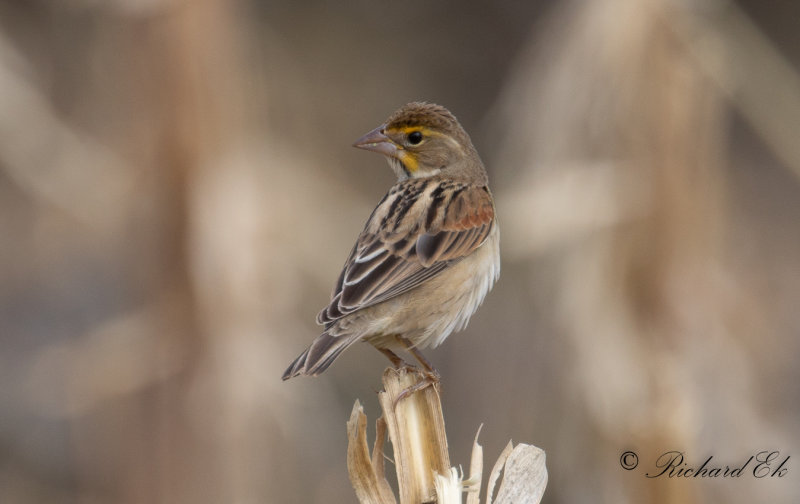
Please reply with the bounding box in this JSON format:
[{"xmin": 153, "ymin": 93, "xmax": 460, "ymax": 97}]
[{"xmin": 1, "ymin": 0, "xmax": 798, "ymax": 503}]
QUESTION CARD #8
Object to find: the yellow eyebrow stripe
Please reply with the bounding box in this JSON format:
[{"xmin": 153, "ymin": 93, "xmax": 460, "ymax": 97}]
[
  {"xmin": 392, "ymin": 125, "xmax": 445, "ymax": 138},
  {"xmin": 398, "ymin": 126, "xmax": 427, "ymax": 136}
]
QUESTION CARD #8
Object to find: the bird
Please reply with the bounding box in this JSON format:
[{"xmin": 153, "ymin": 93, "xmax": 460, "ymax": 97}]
[{"xmin": 282, "ymin": 102, "xmax": 500, "ymax": 381}]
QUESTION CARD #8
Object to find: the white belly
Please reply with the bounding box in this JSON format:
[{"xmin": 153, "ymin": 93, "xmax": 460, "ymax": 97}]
[{"xmin": 365, "ymin": 223, "xmax": 500, "ymax": 349}]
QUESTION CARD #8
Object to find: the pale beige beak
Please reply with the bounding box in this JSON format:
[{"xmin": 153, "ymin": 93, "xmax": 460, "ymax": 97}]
[{"xmin": 353, "ymin": 124, "xmax": 399, "ymax": 157}]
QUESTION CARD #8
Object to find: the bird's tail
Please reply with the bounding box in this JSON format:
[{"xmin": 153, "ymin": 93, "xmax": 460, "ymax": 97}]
[{"xmin": 282, "ymin": 331, "xmax": 359, "ymax": 380}]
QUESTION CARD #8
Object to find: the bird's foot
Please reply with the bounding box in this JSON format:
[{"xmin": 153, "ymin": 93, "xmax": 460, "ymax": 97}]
[
  {"xmin": 378, "ymin": 347, "xmax": 408, "ymax": 369},
  {"xmin": 393, "ymin": 368, "xmax": 440, "ymax": 409}
]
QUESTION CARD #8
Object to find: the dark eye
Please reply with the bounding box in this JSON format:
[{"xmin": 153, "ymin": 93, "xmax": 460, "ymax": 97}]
[{"xmin": 407, "ymin": 131, "xmax": 423, "ymax": 145}]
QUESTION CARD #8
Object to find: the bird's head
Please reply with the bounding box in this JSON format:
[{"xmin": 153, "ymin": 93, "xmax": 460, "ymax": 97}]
[{"xmin": 353, "ymin": 102, "xmax": 484, "ymax": 182}]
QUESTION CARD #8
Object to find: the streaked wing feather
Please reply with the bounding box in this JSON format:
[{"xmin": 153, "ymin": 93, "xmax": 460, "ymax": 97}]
[
  {"xmin": 340, "ymin": 252, "xmax": 406, "ymax": 306},
  {"xmin": 359, "ymin": 261, "xmax": 450, "ymax": 306},
  {"xmin": 317, "ymin": 181, "xmax": 494, "ymax": 325}
]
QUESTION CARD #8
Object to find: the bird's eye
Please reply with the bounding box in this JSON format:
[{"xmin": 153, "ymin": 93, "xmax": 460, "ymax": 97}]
[{"xmin": 407, "ymin": 131, "xmax": 423, "ymax": 145}]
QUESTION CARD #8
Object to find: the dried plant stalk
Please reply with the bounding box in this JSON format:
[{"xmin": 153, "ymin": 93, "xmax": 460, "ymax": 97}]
[
  {"xmin": 346, "ymin": 367, "xmax": 547, "ymax": 504},
  {"xmin": 492, "ymin": 445, "xmax": 547, "ymax": 504},
  {"xmin": 378, "ymin": 368, "xmax": 450, "ymax": 504},
  {"xmin": 347, "ymin": 400, "xmax": 396, "ymax": 504}
]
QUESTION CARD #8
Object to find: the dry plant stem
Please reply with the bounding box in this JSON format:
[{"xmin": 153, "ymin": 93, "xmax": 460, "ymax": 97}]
[
  {"xmin": 492, "ymin": 445, "xmax": 547, "ymax": 504},
  {"xmin": 465, "ymin": 427, "xmax": 484, "ymax": 504},
  {"xmin": 381, "ymin": 367, "xmax": 450, "ymax": 504},
  {"xmin": 346, "ymin": 368, "xmax": 449, "ymax": 504},
  {"xmin": 347, "ymin": 367, "xmax": 548, "ymax": 504},
  {"xmin": 347, "ymin": 400, "xmax": 397, "ymax": 504}
]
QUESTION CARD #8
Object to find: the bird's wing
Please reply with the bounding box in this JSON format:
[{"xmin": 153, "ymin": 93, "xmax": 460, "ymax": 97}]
[{"xmin": 317, "ymin": 178, "xmax": 495, "ymax": 325}]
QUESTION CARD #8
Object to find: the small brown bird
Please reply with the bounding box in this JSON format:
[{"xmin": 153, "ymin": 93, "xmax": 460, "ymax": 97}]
[{"xmin": 282, "ymin": 102, "xmax": 500, "ymax": 380}]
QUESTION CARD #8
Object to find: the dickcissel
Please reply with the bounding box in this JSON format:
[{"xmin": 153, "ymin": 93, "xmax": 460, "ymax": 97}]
[{"xmin": 282, "ymin": 102, "xmax": 500, "ymax": 380}]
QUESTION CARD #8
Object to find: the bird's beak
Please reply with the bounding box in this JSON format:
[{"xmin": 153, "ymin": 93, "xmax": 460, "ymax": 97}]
[{"xmin": 353, "ymin": 124, "xmax": 399, "ymax": 158}]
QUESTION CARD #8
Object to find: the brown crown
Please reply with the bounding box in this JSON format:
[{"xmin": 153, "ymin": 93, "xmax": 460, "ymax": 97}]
[{"xmin": 385, "ymin": 102, "xmax": 460, "ymax": 131}]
